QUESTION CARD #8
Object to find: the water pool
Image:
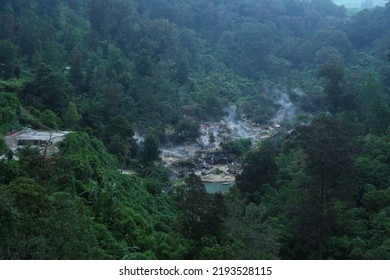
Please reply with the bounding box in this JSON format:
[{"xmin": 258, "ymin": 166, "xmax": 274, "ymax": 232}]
[{"xmin": 204, "ymin": 181, "xmax": 234, "ymax": 193}]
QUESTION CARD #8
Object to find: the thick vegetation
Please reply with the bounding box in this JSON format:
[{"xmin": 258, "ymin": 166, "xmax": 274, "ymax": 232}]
[{"xmin": 1, "ymin": 0, "xmax": 390, "ymax": 259}]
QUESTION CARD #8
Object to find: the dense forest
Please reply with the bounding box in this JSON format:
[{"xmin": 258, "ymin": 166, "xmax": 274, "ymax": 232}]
[{"xmin": 1, "ymin": 0, "xmax": 390, "ymax": 260}]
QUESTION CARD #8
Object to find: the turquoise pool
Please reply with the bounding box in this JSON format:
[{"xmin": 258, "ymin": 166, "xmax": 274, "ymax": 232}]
[{"xmin": 204, "ymin": 181, "xmax": 234, "ymax": 193}]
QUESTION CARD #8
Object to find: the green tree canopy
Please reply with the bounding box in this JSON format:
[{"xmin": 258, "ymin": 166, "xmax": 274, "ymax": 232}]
[
  {"xmin": 0, "ymin": 39, "xmax": 18, "ymax": 78},
  {"xmin": 22, "ymin": 64, "xmax": 74, "ymax": 114}
]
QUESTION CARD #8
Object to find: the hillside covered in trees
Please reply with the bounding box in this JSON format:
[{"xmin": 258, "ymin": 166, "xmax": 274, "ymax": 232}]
[{"xmin": 1, "ymin": 0, "xmax": 390, "ymax": 260}]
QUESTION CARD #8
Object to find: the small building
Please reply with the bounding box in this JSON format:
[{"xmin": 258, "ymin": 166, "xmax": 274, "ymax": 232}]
[{"xmin": 4, "ymin": 129, "xmax": 71, "ymax": 157}]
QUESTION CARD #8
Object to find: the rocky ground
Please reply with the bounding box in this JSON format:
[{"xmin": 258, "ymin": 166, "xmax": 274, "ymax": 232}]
[{"xmin": 161, "ymin": 115, "xmax": 279, "ymax": 183}]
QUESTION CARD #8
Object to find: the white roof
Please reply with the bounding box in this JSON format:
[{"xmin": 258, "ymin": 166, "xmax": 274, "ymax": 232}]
[{"xmin": 16, "ymin": 130, "xmax": 71, "ymax": 143}]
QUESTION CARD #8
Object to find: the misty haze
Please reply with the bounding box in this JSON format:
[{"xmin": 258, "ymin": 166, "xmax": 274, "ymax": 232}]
[{"xmin": 1, "ymin": 0, "xmax": 390, "ymax": 261}]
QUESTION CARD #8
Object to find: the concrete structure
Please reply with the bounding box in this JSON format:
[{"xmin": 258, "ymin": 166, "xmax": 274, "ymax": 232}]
[{"xmin": 4, "ymin": 129, "xmax": 71, "ymax": 157}]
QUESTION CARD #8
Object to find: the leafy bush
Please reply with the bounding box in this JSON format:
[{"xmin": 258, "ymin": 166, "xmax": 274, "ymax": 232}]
[{"xmin": 221, "ymin": 138, "xmax": 252, "ymax": 159}]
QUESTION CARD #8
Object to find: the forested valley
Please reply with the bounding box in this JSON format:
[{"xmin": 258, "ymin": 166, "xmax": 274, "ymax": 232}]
[{"xmin": 1, "ymin": 0, "xmax": 390, "ymax": 260}]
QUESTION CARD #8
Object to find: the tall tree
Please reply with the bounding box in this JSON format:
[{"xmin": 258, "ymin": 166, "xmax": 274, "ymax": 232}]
[
  {"xmin": 0, "ymin": 93, "xmax": 20, "ymax": 134},
  {"xmin": 105, "ymin": 115, "xmax": 134, "ymax": 169},
  {"xmin": 282, "ymin": 116, "xmax": 359, "ymax": 258},
  {"xmin": 319, "ymin": 56, "xmax": 345, "ymax": 114},
  {"xmin": 139, "ymin": 133, "xmax": 160, "ymax": 167},
  {"xmin": 63, "ymin": 101, "xmax": 82, "ymax": 129},
  {"xmin": 68, "ymin": 46, "xmax": 85, "ymax": 91},
  {"xmin": 177, "ymin": 173, "xmax": 209, "ymax": 240},
  {"xmin": 0, "ymin": 39, "xmax": 18, "ymax": 79},
  {"xmin": 22, "ymin": 64, "xmax": 74, "ymax": 114},
  {"xmin": 236, "ymin": 140, "xmax": 278, "ymax": 204}
]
